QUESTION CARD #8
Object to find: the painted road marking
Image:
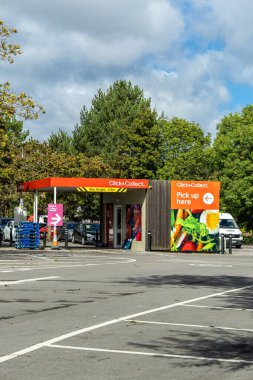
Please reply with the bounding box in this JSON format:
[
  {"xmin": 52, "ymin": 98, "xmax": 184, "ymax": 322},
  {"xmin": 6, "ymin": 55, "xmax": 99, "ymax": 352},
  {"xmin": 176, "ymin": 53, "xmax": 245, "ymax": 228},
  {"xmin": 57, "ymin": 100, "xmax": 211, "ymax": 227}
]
[
  {"xmin": 183, "ymin": 304, "xmax": 253, "ymax": 312},
  {"xmin": 156, "ymin": 258, "xmax": 253, "ymax": 267},
  {"xmin": 0, "ymin": 258, "xmax": 136, "ymax": 273},
  {"xmin": 47, "ymin": 344, "xmax": 253, "ymax": 364},
  {"xmin": 0, "ymin": 283, "xmax": 253, "ymax": 363},
  {"xmin": 0, "ymin": 276, "xmax": 59, "ymax": 286},
  {"xmin": 125, "ymin": 319, "xmax": 253, "ymax": 333},
  {"xmin": 189, "ymin": 264, "xmax": 233, "ymax": 268},
  {"xmin": 1, "ymin": 268, "xmax": 34, "ymax": 273}
]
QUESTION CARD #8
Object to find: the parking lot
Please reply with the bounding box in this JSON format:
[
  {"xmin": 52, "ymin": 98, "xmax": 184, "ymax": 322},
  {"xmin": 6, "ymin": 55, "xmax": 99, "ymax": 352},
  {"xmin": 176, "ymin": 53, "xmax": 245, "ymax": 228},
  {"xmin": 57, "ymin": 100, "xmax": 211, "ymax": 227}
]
[{"xmin": 0, "ymin": 246, "xmax": 252, "ymax": 379}]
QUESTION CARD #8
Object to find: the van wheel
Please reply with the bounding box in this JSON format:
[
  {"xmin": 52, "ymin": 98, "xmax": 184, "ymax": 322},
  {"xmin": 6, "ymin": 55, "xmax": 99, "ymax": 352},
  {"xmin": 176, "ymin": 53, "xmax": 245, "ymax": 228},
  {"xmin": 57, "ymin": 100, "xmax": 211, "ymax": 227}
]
[{"xmin": 235, "ymin": 245, "xmax": 241, "ymax": 249}]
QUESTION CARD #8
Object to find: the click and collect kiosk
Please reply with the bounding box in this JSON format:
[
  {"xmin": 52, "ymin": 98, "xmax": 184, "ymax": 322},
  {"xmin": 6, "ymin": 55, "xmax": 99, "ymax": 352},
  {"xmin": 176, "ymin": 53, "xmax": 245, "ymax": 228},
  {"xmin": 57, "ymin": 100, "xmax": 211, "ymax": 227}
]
[{"xmin": 17, "ymin": 178, "xmax": 220, "ymax": 252}]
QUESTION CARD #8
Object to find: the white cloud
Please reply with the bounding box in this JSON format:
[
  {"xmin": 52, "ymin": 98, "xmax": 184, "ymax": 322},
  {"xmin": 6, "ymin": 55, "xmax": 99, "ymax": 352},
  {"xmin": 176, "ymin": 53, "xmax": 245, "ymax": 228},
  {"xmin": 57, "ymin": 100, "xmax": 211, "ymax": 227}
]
[{"xmin": 1, "ymin": 0, "xmax": 253, "ymax": 141}]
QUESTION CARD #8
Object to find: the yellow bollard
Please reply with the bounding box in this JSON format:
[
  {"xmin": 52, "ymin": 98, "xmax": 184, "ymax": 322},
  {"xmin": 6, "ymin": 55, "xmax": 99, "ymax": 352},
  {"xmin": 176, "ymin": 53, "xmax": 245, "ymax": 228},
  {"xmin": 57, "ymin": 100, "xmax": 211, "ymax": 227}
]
[{"xmin": 52, "ymin": 225, "xmax": 59, "ymax": 249}]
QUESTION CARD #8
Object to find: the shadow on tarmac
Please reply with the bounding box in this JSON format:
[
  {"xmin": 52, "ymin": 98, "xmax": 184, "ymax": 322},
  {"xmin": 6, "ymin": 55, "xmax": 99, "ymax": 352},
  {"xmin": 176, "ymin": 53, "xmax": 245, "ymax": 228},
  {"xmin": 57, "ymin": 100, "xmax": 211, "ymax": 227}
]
[{"xmin": 121, "ymin": 273, "xmax": 253, "ymax": 370}]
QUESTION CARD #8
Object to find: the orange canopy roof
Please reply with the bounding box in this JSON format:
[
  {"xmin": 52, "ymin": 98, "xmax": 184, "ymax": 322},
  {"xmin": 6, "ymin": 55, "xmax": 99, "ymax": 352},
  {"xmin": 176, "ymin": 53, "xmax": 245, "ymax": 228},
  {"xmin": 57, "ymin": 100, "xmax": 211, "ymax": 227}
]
[{"xmin": 17, "ymin": 177, "xmax": 149, "ymax": 192}]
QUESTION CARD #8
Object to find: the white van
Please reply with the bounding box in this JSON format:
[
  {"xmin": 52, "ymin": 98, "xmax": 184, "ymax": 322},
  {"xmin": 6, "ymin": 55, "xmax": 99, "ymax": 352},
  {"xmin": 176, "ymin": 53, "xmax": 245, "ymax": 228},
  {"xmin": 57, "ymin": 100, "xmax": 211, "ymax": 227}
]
[{"xmin": 219, "ymin": 213, "xmax": 243, "ymax": 248}]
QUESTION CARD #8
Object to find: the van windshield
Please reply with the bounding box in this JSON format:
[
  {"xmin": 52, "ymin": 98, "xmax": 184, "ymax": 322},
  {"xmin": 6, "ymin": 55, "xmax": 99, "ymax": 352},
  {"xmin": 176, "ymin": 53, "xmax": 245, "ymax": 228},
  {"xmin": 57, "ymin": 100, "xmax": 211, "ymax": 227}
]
[{"xmin": 219, "ymin": 219, "xmax": 238, "ymax": 229}]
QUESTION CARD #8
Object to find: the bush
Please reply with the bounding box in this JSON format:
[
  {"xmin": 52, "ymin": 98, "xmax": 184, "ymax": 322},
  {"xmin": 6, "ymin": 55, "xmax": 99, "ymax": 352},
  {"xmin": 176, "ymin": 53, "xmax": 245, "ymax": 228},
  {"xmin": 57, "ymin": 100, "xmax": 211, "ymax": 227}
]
[
  {"xmin": 243, "ymin": 235, "xmax": 253, "ymax": 245},
  {"xmin": 242, "ymin": 229, "xmax": 253, "ymax": 245}
]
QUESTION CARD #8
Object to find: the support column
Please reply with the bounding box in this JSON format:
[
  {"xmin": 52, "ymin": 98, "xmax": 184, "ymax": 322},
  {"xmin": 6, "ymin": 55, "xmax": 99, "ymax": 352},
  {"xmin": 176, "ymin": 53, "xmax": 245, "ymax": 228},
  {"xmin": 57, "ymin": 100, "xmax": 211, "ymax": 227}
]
[
  {"xmin": 54, "ymin": 187, "xmax": 57, "ymax": 204},
  {"xmin": 33, "ymin": 191, "xmax": 38, "ymax": 223}
]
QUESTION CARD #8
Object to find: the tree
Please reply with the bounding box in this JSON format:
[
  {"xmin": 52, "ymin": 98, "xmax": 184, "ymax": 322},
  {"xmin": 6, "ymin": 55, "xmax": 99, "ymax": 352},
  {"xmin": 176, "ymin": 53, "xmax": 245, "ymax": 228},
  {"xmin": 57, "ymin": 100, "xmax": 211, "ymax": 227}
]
[
  {"xmin": 0, "ymin": 20, "xmax": 44, "ymax": 121},
  {"xmin": 157, "ymin": 117, "xmax": 211, "ymax": 180},
  {"xmin": 0, "ymin": 20, "xmax": 44, "ymax": 212},
  {"xmin": 211, "ymin": 105, "xmax": 253, "ymax": 229},
  {"xmin": 0, "ymin": 117, "xmax": 29, "ymax": 214},
  {"xmin": 0, "ymin": 20, "xmax": 21, "ymax": 63},
  {"xmin": 73, "ymin": 80, "xmax": 162, "ymax": 178},
  {"xmin": 0, "ymin": 135, "xmax": 109, "ymax": 219},
  {"xmin": 47, "ymin": 129, "xmax": 76, "ymax": 154}
]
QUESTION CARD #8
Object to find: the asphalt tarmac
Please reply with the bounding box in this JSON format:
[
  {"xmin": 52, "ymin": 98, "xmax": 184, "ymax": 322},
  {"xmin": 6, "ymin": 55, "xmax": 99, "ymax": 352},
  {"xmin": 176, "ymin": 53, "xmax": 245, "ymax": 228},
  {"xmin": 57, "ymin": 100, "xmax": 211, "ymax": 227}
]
[{"xmin": 0, "ymin": 245, "xmax": 252, "ymax": 379}]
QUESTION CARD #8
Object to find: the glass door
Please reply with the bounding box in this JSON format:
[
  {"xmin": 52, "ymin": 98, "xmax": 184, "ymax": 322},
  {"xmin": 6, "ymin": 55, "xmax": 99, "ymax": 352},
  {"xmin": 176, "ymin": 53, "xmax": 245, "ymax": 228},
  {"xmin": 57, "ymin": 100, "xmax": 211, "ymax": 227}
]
[{"xmin": 113, "ymin": 205, "xmax": 122, "ymax": 248}]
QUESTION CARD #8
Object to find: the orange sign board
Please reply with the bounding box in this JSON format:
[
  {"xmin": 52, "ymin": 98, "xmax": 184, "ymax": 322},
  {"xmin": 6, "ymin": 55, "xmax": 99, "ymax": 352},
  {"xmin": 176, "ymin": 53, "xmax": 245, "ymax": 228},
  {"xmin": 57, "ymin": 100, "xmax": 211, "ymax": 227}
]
[{"xmin": 171, "ymin": 180, "xmax": 220, "ymax": 210}]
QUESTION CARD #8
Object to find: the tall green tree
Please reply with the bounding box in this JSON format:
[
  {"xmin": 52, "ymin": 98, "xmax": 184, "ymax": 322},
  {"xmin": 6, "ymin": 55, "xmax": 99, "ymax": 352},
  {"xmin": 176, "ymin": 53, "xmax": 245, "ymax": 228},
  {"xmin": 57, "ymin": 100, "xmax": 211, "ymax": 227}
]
[
  {"xmin": 73, "ymin": 80, "xmax": 162, "ymax": 178},
  {"xmin": 211, "ymin": 105, "xmax": 253, "ymax": 229},
  {"xmin": 47, "ymin": 129, "xmax": 76, "ymax": 154},
  {"xmin": 157, "ymin": 117, "xmax": 211, "ymax": 180}
]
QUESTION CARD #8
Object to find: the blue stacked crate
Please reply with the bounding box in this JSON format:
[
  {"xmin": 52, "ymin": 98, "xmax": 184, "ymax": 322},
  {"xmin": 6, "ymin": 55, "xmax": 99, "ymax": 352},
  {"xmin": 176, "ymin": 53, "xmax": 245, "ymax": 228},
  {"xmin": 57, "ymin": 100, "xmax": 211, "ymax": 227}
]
[{"xmin": 16, "ymin": 222, "xmax": 40, "ymax": 250}]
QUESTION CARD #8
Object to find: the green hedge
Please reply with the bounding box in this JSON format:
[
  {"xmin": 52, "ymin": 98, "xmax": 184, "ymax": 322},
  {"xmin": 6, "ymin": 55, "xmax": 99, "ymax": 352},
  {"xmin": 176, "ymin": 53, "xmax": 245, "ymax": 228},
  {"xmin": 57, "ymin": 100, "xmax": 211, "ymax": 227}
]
[{"xmin": 243, "ymin": 235, "xmax": 253, "ymax": 245}]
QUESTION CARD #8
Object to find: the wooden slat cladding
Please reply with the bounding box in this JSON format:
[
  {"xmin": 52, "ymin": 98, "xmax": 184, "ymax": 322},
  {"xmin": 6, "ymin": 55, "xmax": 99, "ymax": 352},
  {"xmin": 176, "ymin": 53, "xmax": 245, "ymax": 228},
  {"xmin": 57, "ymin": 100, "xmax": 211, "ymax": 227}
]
[{"xmin": 146, "ymin": 180, "xmax": 170, "ymax": 251}]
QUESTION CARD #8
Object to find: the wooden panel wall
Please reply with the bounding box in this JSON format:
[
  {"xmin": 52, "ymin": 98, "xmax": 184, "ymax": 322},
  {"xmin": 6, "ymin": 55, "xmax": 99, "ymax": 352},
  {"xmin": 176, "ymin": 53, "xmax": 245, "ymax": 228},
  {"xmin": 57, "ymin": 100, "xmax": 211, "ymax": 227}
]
[{"xmin": 146, "ymin": 180, "xmax": 171, "ymax": 251}]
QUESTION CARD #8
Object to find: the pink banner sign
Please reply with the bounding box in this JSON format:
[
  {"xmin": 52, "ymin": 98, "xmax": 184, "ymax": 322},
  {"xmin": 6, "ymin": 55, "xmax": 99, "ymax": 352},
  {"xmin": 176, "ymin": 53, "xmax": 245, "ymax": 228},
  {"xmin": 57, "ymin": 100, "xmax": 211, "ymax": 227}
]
[{"xmin": 47, "ymin": 204, "xmax": 63, "ymax": 226}]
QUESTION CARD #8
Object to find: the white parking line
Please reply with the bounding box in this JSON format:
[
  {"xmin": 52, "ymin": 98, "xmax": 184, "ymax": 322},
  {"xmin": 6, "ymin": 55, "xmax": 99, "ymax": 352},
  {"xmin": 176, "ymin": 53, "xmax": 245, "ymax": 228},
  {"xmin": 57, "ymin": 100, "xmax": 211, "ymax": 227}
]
[
  {"xmin": 1, "ymin": 268, "xmax": 32, "ymax": 273},
  {"xmin": 0, "ymin": 276, "xmax": 59, "ymax": 286},
  {"xmin": 0, "ymin": 258, "xmax": 136, "ymax": 273},
  {"xmin": 0, "ymin": 283, "xmax": 252, "ymax": 363},
  {"xmin": 125, "ymin": 319, "xmax": 253, "ymax": 333},
  {"xmin": 157, "ymin": 259, "xmax": 253, "ymax": 267},
  {"xmin": 183, "ymin": 304, "xmax": 253, "ymax": 312},
  {"xmin": 189, "ymin": 264, "xmax": 233, "ymax": 268},
  {"xmin": 47, "ymin": 344, "xmax": 253, "ymax": 364}
]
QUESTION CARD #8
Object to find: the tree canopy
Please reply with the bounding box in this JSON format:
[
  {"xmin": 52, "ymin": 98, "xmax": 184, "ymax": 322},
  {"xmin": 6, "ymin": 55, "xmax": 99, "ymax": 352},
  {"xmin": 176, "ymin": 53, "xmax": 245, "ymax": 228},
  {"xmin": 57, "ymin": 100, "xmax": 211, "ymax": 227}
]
[
  {"xmin": 0, "ymin": 20, "xmax": 45, "ymax": 215},
  {"xmin": 157, "ymin": 117, "xmax": 211, "ymax": 180},
  {"xmin": 47, "ymin": 129, "xmax": 76, "ymax": 154},
  {"xmin": 73, "ymin": 80, "xmax": 162, "ymax": 178},
  {"xmin": 211, "ymin": 105, "xmax": 253, "ymax": 229},
  {"xmin": 0, "ymin": 20, "xmax": 44, "ymax": 121}
]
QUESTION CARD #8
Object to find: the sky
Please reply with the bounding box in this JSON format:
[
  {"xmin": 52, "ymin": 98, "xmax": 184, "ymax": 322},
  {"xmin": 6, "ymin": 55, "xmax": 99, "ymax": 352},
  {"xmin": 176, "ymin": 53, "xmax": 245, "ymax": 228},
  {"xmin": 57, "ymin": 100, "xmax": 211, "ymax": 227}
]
[{"xmin": 1, "ymin": 0, "xmax": 253, "ymax": 141}]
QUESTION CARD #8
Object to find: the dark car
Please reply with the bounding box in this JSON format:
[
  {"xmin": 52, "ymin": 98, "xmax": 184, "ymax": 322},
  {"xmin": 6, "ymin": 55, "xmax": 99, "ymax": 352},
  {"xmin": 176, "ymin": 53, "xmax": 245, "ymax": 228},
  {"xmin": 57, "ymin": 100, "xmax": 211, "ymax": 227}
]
[
  {"xmin": 58, "ymin": 221, "xmax": 78, "ymax": 241},
  {"xmin": 72, "ymin": 223, "xmax": 100, "ymax": 245},
  {"xmin": 0, "ymin": 227, "xmax": 3, "ymax": 246},
  {"xmin": 0, "ymin": 218, "xmax": 14, "ymax": 230}
]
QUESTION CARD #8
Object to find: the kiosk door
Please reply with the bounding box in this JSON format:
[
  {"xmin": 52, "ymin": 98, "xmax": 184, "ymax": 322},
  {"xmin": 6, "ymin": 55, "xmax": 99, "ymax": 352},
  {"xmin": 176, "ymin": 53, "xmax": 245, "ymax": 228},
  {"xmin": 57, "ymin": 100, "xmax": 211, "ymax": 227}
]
[{"xmin": 113, "ymin": 205, "xmax": 122, "ymax": 248}]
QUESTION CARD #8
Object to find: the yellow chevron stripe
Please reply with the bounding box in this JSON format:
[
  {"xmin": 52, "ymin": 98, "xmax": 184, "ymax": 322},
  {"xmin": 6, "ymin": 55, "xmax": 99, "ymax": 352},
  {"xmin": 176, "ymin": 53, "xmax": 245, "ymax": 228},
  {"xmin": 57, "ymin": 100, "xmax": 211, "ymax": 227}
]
[
  {"xmin": 77, "ymin": 187, "xmax": 127, "ymax": 193},
  {"xmin": 77, "ymin": 187, "xmax": 87, "ymax": 192}
]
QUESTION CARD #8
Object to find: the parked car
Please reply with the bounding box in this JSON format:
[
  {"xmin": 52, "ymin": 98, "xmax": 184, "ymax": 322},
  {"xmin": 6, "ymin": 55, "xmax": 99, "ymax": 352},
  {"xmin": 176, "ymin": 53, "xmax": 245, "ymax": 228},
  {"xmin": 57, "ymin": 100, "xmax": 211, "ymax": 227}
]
[
  {"xmin": 3, "ymin": 220, "xmax": 17, "ymax": 242},
  {"xmin": 58, "ymin": 221, "xmax": 78, "ymax": 241},
  {"xmin": 0, "ymin": 227, "xmax": 3, "ymax": 245},
  {"xmin": 39, "ymin": 223, "xmax": 58, "ymax": 239},
  {"xmin": 72, "ymin": 223, "xmax": 100, "ymax": 245},
  {"xmin": 219, "ymin": 213, "xmax": 243, "ymax": 248},
  {"xmin": 0, "ymin": 217, "xmax": 14, "ymax": 230}
]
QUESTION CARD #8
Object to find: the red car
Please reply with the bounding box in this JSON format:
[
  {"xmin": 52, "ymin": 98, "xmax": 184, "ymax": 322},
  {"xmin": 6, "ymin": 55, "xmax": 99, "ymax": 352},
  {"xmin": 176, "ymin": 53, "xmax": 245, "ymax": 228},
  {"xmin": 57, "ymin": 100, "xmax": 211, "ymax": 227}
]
[{"xmin": 39, "ymin": 224, "xmax": 58, "ymax": 239}]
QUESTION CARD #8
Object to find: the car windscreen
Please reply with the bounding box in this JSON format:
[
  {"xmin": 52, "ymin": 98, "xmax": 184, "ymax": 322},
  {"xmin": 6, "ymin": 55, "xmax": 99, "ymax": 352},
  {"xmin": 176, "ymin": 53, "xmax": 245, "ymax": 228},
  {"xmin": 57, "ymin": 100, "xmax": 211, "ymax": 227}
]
[
  {"xmin": 0, "ymin": 218, "xmax": 13, "ymax": 227},
  {"xmin": 84, "ymin": 224, "xmax": 99, "ymax": 232},
  {"xmin": 219, "ymin": 219, "xmax": 238, "ymax": 229},
  {"xmin": 66, "ymin": 223, "xmax": 77, "ymax": 229}
]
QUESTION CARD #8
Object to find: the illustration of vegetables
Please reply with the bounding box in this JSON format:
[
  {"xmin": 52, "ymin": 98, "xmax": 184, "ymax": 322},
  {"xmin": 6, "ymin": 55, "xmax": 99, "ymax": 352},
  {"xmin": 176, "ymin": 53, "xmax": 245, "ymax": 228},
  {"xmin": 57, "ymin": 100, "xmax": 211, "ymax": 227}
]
[
  {"xmin": 170, "ymin": 209, "xmax": 184, "ymax": 246},
  {"xmin": 196, "ymin": 241, "xmax": 203, "ymax": 251},
  {"xmin": 175, "ymin": 230, "xmax": 188, "ymax": 249},
  {"xmin": 173, "ymin": 209, "xmax": 217, "ymax": 252},
  {"xmin": 181, "ymin": 241, "xmax": 197, "ymax": 251}
]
